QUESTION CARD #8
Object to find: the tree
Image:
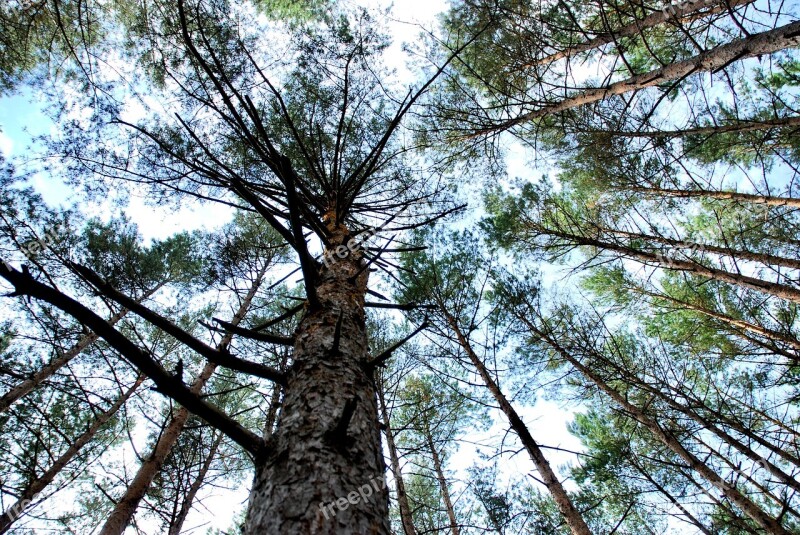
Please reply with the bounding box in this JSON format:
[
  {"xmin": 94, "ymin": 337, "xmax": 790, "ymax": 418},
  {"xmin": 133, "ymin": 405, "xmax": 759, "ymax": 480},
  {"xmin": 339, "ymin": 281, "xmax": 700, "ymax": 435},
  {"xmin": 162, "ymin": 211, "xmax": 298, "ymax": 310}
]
[{"xmin": 0, "ymin": 2, "xmax": 470, "ymax": 533}]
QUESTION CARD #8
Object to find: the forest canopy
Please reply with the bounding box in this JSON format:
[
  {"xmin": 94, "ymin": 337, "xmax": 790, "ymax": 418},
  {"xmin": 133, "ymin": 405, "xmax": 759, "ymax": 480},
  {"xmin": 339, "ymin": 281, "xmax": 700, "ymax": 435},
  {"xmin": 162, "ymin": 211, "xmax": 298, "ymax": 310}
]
[{"xmin": 0, "ymin": 0, "xmax": 799, "ymax": 533}]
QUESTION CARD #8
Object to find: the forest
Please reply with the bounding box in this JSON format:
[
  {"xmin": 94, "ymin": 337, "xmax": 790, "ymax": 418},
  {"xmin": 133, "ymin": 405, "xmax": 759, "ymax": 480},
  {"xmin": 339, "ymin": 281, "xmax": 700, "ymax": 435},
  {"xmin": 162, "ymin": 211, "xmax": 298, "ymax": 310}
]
[{"xmin": 0, "ymin": 0, "xmax": 799, "ymax": 533}]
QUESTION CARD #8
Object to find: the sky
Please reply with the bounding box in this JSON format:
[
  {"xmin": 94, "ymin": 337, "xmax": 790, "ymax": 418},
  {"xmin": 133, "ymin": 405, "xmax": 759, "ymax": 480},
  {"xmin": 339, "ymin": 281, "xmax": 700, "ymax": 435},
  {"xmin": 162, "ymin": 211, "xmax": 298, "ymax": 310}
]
[{"xmin": 0, "ymin": 0, "xmax": 589, "ymax": 532}]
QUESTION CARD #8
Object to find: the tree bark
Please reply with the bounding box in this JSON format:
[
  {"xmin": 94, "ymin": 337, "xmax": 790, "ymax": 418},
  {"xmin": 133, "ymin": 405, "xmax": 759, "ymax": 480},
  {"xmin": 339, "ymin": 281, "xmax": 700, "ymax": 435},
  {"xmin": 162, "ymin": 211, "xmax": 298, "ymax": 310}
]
[
  {"xmin": 98, "ymin": 266, "xmax": 266, "ymax": 535},
  {"xmin": 442, "ymin": 313, "xmax": 592, "ymax": 535},
  {"xmin": 378, "ymin": 382, "xmax": 418, "ymax": 535},
  {"xmin": 0, "ymin": 374, "xmax": 144, "ymax": 534},
  {"xmin": 244, "ymin": 222, "xmax": 390, "ymax": 534},
  {"xmin": 479, "ymin": 20, "xmax": 800, "ymax": 135}
]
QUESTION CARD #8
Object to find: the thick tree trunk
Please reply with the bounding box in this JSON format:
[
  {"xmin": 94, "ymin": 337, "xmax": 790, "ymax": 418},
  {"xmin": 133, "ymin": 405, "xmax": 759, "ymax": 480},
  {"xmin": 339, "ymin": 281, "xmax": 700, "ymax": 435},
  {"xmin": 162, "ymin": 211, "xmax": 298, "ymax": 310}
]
[
  {"xmin": 167, "ymin": 431, "xmax": 224, "ymax": 535},
  {"xmin": 0, "ymin": 374, "xmax": 144, "ymax": 533},
  {"xmin": 244, "ymin": 224, "xmax": 389, "ymax": 534},
  {"xmin": 425, "ymin": 428, "xmax": 459, "ymax": 535},
  {"xmin": 526, "ymin": 322, "xmax": 790, "ymax": 534},
  {"xmin": 98, "ymin": 268, "xmax": 265, "ymax": 535},
  {"xmin": 443, "ymin": 314, "xmax": 592, "ymax": 535},
  {"xmin": 526, "ymin": 0, "xmax": 754, "ymax": 68},
  {"xmin": 378, "ymin": 383, "xmax": 418, "ymax": 535},
  {"xmin": 481, "ymin": 20, "xmax": 800, "ymax": 135}
]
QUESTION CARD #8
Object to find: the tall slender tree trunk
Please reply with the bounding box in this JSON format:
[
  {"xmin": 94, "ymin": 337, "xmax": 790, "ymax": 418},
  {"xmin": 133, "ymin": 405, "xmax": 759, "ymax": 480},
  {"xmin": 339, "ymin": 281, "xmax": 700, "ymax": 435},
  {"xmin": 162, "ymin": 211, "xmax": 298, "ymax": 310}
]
[
  {"xmin": 0, "ymin": 374, "xmax": 144, "ymax": 533},
  {"xmin": 629, "ymin": 185, "xmax": 800, "ymax": 208},
  {"xmin": 599, "ymin": 226, "xmax": 800, "ymax": 271},
  {"xmin": 589, "ymin": 345, "xmax": 800, "ymax": 493},
  {"xmin": 592, "ymin": 114, "xmax": 800, "ymax": 138},
  {"xmin": 628, "ymin": 458, "xmax": 714, "ymax": 535},
  {"xmin": 98, "ymin": 268, "xmax": 266, "ymax": 535},
  {"xmin": 244, "ymin": 222, "xmax": 389, "ymax": 534},
  {"xmin": 481, "ymin": 20, "xmax": 800, "ymax": 134},
  {"xmin": 525, "ymin": 0, "xmax": 754, "ymax": 68},
  {"xmin": 540, "ymin": 226, "xmax": 800, "ymax": 304},
  {"xmin": 167, "ymin": 431, "xmax": 224, "ymax": 535},
  {"xmin": 525, "ymin": 321, "xmax": 791, "ymax": 535},
  {"xmin": 632, "ymin": 287, "xmax": 800, "ymax": 353},
  {"xmin": 442, "ymin": 313, "xmax": 592, "ymax": 535},
  {"xmin": 425, "ymin": 427, "xmax": 459, "ymax": 535},
  {"xmin": 0, "ymin": 284, "xmax": 163, "ymax": 414},
  {"xmin": 378, "ymin": 382, "xmax": 418, "ymax": 535}
]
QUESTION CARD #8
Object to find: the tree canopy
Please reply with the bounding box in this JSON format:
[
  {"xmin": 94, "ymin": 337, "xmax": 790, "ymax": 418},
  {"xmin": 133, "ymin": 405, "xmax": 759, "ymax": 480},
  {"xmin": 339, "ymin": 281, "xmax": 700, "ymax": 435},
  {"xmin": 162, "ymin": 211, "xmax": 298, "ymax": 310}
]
[{"xmin": 1, "ymin": 0, "xmax": 799, "ymax": 533}]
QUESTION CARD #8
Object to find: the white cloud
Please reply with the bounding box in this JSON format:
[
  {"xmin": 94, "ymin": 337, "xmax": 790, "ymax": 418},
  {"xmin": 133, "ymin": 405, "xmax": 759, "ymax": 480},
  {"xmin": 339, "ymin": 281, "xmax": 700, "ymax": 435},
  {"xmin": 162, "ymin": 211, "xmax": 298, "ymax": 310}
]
[{"xmin": 0, "ymin": 130, "xmax": 13, "ymax": 156}]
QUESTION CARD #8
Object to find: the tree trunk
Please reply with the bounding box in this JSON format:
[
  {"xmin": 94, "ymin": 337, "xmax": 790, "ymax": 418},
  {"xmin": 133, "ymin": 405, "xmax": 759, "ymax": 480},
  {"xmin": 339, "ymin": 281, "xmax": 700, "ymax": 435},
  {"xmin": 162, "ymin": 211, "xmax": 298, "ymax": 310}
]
[
  {"xmin": 0, "ymin": 284, "xmax": 163, "ymax": 414},
  {"xmin": 525, "ymin": 0, "xmax": 754, "ymax": 68},
  {"xmin": 540, "ymin": 226, "xmax": 800, "ymax": 304},
  {"xmin": 629, "ymin": 458, "xmax": 714, "ymax": 535},
  {"xmin": 632, "ymin": 286, "xmax": 800, "ymax": 354},
  {"xmin": 378, "ymin": 382, "xmax": 418, "ymax": 535},
  {"xmin": 167, "ymin": 430, "xmax": 224, "ymax": 535},
  {"xmin": 98, "ymin": 268, "xmax": 266, "ymax": 535},
  {"xmin": 599, "ymin": 226, "xmax": 800, "ymax": 271},
  {"xmin": 425, "ymin": 427, "xmax": 459, "ymax": 535},
  {"xmin": 0, "ymin": 374, "xmax": 144, "ymax": 533},
  {"xmin": 589, "ymin": 344, "xmax": 800, "ymax": 494},
  {"xmin": 526, "ymin": 321, "xmax": 791, "ymax": 534},
  {"xmin": 244, "ymin": 223, "xmax": 389, "ymax": 534},
  {"xmin": 480, "ymin": 20, "xmax": 800, "ymax": 135},
  {"xmin": 442, "ymin": 314, "xmax": 592, "ymax": 535},
  {"xmin": 590, "ymin": 115, "xmax": 800, "ymax": 138},
  {"xmin": 0, "ymin": 308, "xmax": 125, "ymax": 414},
  {"xmin": 629, "ymin": 185, "xmax": 800, "ymax": 209}
]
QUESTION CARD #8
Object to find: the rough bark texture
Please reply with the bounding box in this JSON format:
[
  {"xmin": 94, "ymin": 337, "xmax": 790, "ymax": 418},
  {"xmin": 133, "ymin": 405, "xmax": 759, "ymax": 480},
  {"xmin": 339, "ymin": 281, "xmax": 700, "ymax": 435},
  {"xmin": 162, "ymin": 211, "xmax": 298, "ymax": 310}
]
[
  {"xmin": 444, "ymin": 315, "xmax": 592, "ymax": 535},
  {"xmin": 0, "ymin": 374, "xmax": 144, "ymax": 533},
  {"xmin": 378, "ymin": 384, "xmax": 417, "ymax": 535},
  {"xmin": 98, "ymin": 269, "xmax": 265, "ymax": 535},
  {"xmin": 245, "ymin": 224, "xmax": 389, "ymax": 534}
]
